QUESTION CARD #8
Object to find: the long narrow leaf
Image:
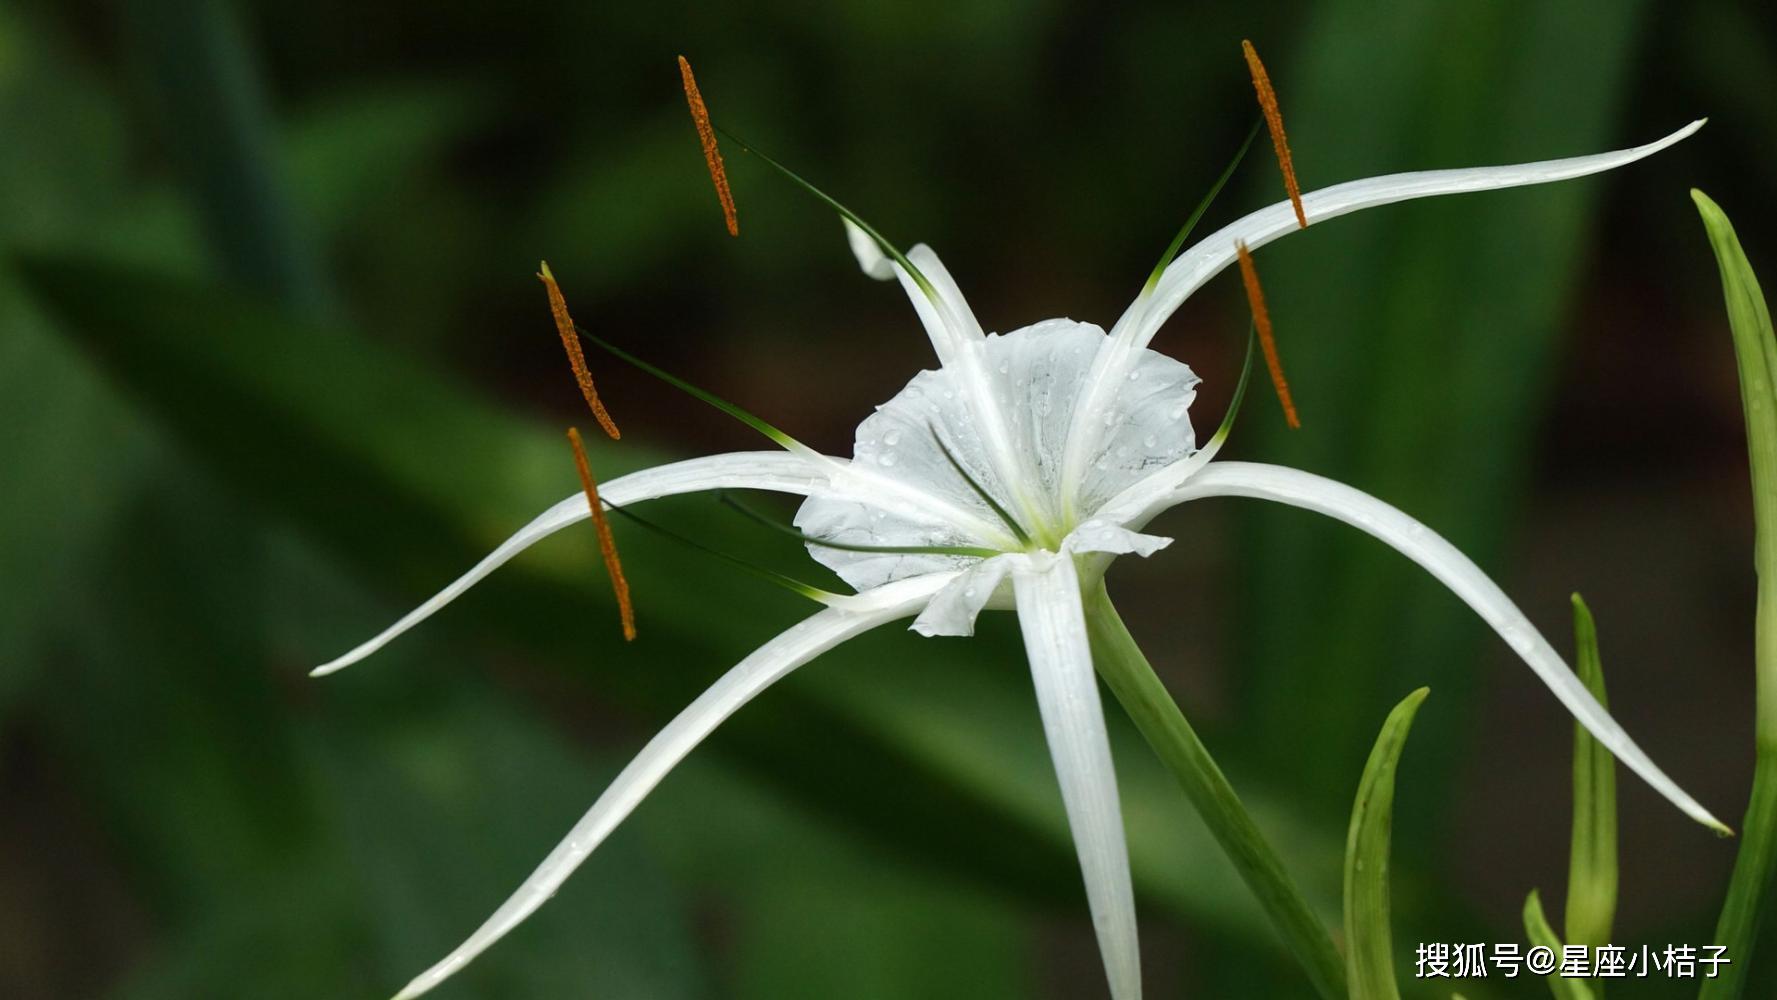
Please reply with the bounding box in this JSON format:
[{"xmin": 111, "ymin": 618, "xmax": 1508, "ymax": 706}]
[
  {"xmin": 1694, "ymin": 191, "xmax": 1777, "ymax": 1000},
  {"xmin": 1343, "ymin": 687, "xmax": 1429, "ymax": 1000},
  {"xmin": 1523, "ymin": 891, "xmax": 1596, "ymax": 1000},
  {"xmin": 1564, "ymin": 594, "xmax": 1617, "ymax": 954}
]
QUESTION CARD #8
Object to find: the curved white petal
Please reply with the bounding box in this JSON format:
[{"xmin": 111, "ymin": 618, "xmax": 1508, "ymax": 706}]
[
  {"xmin": 390, "ymin": 573, "xmax": 952, "ymax": 1000},
  {"xmin": 1065, "ymin": 519, "xmax": 1172, "ymax": 558},
  {"xmin": 844, "ymin": 219, "xmax": 896, "ymax": 280},
  {"xmin": 910, "ymin": 556, "xmax": 1012, "ymax": 637},
  {"xmin": 1171, "ymin": 461, "xmax": 1727, "ymax": 833},
  {"xmin": 1060, "ymin": 120, "xmax": 1704, "ymax": 506},
  {"xmin": 313, "ymin": 451, "xmax": 829, "ymax": 676},
  {"xmin": 1126, "ymin": 120, "xmax": 1705, "ymax": 351},
  {"xmin": 1012, "ymin": 552, "xmax": 1142, "ymax": 1000},
  {"xmin": 865, "ymin": 239, "xmax": 1044, "ymax": 528},
  {"xmin": 884, "ymin": 247, "xmax": 984, "ymax": 363}
]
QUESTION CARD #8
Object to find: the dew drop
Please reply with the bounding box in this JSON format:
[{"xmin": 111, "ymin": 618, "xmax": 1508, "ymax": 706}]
[
  {"xmin": 884, "ymin": 429, "xmax": 902, "ymax": 445},
  {"xmin": 1127, "ymin": 371, "xmax": 1141, "ymax": 381},
  {"xmin": 880, "ymin": 453, "xmax": 898, "ymax": 467},
  {"xmin": 1143, "ymin": 434, "xmax": 1158, "ymax": 448}
]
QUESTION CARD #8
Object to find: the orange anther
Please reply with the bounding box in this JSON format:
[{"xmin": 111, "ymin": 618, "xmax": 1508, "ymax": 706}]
[
  {"xmin": 1235, "ymin": 241, "xmax": 1300, "ymax": 429},
  {"xmin": 1242, "ymin": 40, "xmax": 1307, "ymax": 230},
  {"xmin": 539, "ymin": 262, "xmax": 621, "ymax": 440},
  {"xmin": 567, "ymin": 426, "xmax": 636, "ymax": 641},
  {"xmin": 678, "ymin": 55, "xmax": 739, "ymax": 237}
]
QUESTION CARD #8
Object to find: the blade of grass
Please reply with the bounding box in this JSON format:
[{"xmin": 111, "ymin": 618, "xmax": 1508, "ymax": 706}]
[
  {"xmin": 1564, "ymin": 594, "xmax": 1617, "ymax": 958},
  {"xmin": 1523, "ymin": 890, "xmax": 1596, "ymax": 1000},
  {"xmin": 1344, "ymin": 687, "xmax": 1429, "ymax": 1000},
  {"xmin": 1083, "ymin": 580, "xmax": 1346, "ymax": 1000},
  {"xmin": 1694, "ymin": 190, "xmax": 1777, "ymax": 1000}
]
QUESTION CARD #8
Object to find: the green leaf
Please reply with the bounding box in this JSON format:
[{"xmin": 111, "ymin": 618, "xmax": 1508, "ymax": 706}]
[
  {"xmin": 1343, "ymin": 687, "xmax": 1428, "ymax": 1000},
  {"xmin": 1522, "ymin": 890, "xmax": 1595, "ymax": 1000},
  {"xmin": 1694, "ymin": 190, "xmax": 1777, "ymax": 1000},
  {"xmin": 1564, "ymin": 594, "xmax": 1616, "ymax": 954},
  {"xmin": 1083, "ymin": 581, "xmax": 1346, "ymax": 1000}
]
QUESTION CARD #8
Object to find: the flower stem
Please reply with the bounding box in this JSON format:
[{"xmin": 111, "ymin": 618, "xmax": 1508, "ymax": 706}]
[{"xmin": 1082, "ymin": 581, "xmax": 1346, "ymax": 1000}]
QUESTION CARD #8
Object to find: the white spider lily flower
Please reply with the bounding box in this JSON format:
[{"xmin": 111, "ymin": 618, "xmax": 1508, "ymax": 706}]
[{"xmin": 320, "ymin": 119, "xmax": 1723, "ymax": 1000}]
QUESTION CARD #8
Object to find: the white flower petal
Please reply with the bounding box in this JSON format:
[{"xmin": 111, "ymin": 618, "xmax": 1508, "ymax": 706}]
[
  {"xmin": 910, "ymin": 556, "xmax": 1012, "ymax": 637},
  {"xmin": 882, "ymin": 244, "xmax": 985, "ymax": 364},
  {"xmin": 1061, "ymin": 121, "xmax": 1704, "ymax": 506},
  {"xmin": 313, "ymin": 451, "xmax": 829, "ymax": 676},
  {"xmin": 1126, "ymin": 120, "xmax": 1705, "ymax": 350},
  {"xmin": 1064, "ymin": 519, "xmax": 1172, "ymax": 558},
  {"xmin": 907, "ymin": 244, "xmax": 985, "ymax": 342},
  {"xmin": 1172, "ymin": 461, "xmax": 1727, "ymax": 833},
  {"xmin": 1011, "ymin": 552, "xmax": 1142, "ymax": 1000},
  {"xmin": 389, "ymin": 573, "xmax": 952, "ymax": 1000},
  {"xmin": 843, "ymin": 219, "xmax": 895, "ymax": 280}
]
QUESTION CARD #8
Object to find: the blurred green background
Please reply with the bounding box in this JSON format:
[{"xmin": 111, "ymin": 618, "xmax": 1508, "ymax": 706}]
[{"xmin": 4, "ymin": 0, "xmax": 1777, "ymax": 997}]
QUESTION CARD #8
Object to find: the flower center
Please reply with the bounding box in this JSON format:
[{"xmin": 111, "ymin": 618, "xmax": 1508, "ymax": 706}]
[{"xmin": 794, "ymin": 320, "xmax": 1200, "ymax": 592}]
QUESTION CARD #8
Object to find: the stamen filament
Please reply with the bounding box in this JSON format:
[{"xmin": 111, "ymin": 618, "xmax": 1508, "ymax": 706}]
[
  {"xmin": 1207, "ymin": 320, "xmax": 1258, "ymax": 449},
  {"xmin": 567, "ymin": 426, "xmax": 637, "ymax": 640},
  {"xmin": 1242, "ymin": 40, "xmax": 1307, "ymax": 230},
  {"xmin": 572, "ymin": 324, "xmax": 812, "ymax": 456},
  {"xmin": 720, "ymin": 493, "xmax": 1001, "ymax": 559},
  {"xmin": 1234, "ymin": 242, "xmax": 1300, "ymax": 429},
  {"xmin": 710, "ymin": 124, "xmax": 938, "ymax": 301},
  {"xmin": 540, "ymin": 262, "xmax": 621, "ymax": 440},
  {"xmin": 604, "ymin": 498, "xmax": 836, "ymax": 603},
  {"xmin": 677, "ymin": 56, "xmax": 738, "ymax": 236},
  {"xmin": 928, "ymin": 426, "xmax": 1033, "ymax": 545},
  {"xmin": 1145, "ymin": 121, "xmax": 1263, "ymax": 293}
]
